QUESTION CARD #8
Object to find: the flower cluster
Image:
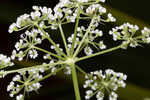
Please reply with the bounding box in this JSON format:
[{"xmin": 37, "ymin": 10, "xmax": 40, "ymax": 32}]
[
  {"xmin": 83, "ymin": 2, "xmax": 116, "ymax": 23},
  {"xmin": 8, "ymin": 0, "xmax": 114, "ymax": 34},
  {"xmin": 86, "ymin": 4, "xmax": 106, "ymax": 15},
  {"xmin": 0, "ymin": 54, "xmax": 14, "ymax": 69},
  {"xmin": 109, "ymin": 23, "xmax": 150, "ymax": 49},
  {"xmin": 11, "ymin": 29, "xmax": 44, "ymax": 61},
  {"xmin": 141, "ymin": 27, "xmax": 150, "ymax": 43},
  {"xmin": 8, "ymin": 0, "xmax": 116, "ymax": 61},
  {"xmin": 7, "ymin": 69, "xmax": 43, "ymax": 100},
  {"xmin": 8, "ymin": 1, "xmax": 77, "ymax": 33},
  {"xmin": 109, "ymin": 23, "xmax": 140, "ymax": 48},
  {"xmin": 83, "ymin": 69, "xmax": 127, "ymax": 100},
  {"xmin": 107, "ymin": 13, "xmax": 116, "ymax": 22}
]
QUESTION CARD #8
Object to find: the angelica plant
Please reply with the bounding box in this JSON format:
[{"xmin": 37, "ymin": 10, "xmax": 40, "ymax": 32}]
[{"xmin": 1, "ymin": 0, "xmax": 150, "ymax": 100}]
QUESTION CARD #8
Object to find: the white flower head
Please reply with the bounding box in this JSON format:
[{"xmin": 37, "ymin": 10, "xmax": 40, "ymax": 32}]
[
  {"xmin": 84, "ymin": 69, "xmax": 127, "ymax": 100},
  {"xmin": 84, "ymin": 46, "xmax": 93, "ymax": 55}
]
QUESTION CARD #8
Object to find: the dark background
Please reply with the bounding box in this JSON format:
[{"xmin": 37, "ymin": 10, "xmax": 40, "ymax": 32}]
[{"xmin": 0, "ymin": 0, "xmax": 150, "ymax": 100}]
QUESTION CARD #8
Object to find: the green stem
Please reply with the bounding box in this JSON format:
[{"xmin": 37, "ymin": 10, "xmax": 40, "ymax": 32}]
[
  {"xmin": 80, "ymin": 1, "xmax": 99, "ymax": 5},
  {"xmin": 33, "ymin": 46, "xmax": 65, "ymax": 60},
  {"xmin": 36, "ymin": 25, "xmax": 67, "ymax": 58},
  {"xmin": 3, "ymin": 61, "xmax": 65, "ymax": 75},
  {"xmin": 73, "ymin": 16, "xmax": 96, "ymax": 58},
  {"xmin": 58, "ymin": 23, "xmax": 70, "ymax": 56},
  {"xmin": 71, "ymin": 63, "xmax": 81, "ymax": 100},
  {"xmin": 91, "ymin": 87, "xmax": 104, "ymax": 97},
  {"xmin": 17, "ymin": 24, "xmax": 32, "ymax": 31},
  {"xmin": 76, "ymin": 45, "xmax": 122, "ymax": 62},
  {"xmin": 76, "ymin": 65, "xmax": 87, "ymax": 75},
  {"xmin": 76, "ymin": 65, "xmax": 93, "ymax": 79},
  {"xmin": 135, "ymin": 36, "xmax": 143, "ymax": 39},
  {"xmin": 70, "ymin": 5, "xmax": 81, "ymax": 56}
]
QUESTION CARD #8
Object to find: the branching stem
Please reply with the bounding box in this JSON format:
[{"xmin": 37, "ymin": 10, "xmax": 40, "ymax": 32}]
[
  {"xmin": 3, "ymin": 61, "xmax": 65, "ymax": 75},
  {"xmin": 76, "ymin": 45, "xmax": 122, "ymax": 62},
  {"xmin": 36, "ymin": 25, "xmax": 67, "ymax": 58},
  {"xmin": 58, "ymin": 23, "xmax": 70, "ymax": 56},
  {"xmin": 71, "ymin": 4, "xmax": 81, "ymax": 56},
  {"xmin": 73, "ymin": 16, "xmax": 96, "ymax": 58}
]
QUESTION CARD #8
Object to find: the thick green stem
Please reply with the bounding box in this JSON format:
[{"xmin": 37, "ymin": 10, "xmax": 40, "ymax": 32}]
[
  {"xmin": 71, "ymin": 63, "xmax": 81, "ymax": 100},
  {"xmin": 76, "ymin": 45, "xmax": 122, "ymax": 62},
  {"xmin": 58, "ymin": 23, "xmax": 70, "ymax": 56},
  {"xmin": 73, "ymin": 16, "xmax": 96, "ymax": 58}
]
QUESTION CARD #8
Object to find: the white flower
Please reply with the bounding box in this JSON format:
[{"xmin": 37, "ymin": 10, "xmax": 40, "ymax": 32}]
[
  {"xmin": 7, "ymin": 81, "xmax": 15, "ymax": 92},
  {"xmin": 0, "ymin": 54, "xmax": 14, "ymax": 68},
  {"xmin": 109, "ymin": 92, "xmax": 118, "ymax": 100},
  {"xmin": 142, "ymin": 27, "xmax": 150, "ymax": 36},
  {"xmin": 43, "ymin": 54, "xmax": 51, "ymax": 60},
  {"xmin": 13, "ymin": 75, "xmax": 21, "ymax": 81},
  {"xmin": 108, "ymin": 13, "xmax": 116, "ymax": 22},
  {"xmin": 32, "ymin": 6, "xmax": 39, "ymax": 11},
  {"xmin": 100, "ymin": 0, "xmax": 105, "ymax": 2},
  {"xmin": 64, "ymin": 66, "xmax": 71, "ymax": 75},
  {"xmin": 31, "ymin": 10, "xmax": 41, "ymax": 20},
  {"xmin": 121, "ymin": 41, "xmax": 129, "ymax": 49},
  {"xmin": 51, "ymin": 67, "xmax": 57, "ymax": 73},
  {"xmin": 77, "ymin": 0, "xmax": 88, "ymax": 3},
  {"xmin": 86, "ymin": 4, "xmax": 106, "ymax": 14},
  {"xmin": 85, "ymin": 90, "xmax": 93, "ymax": 99},
  {"xmin": 11, "ymin": 50, "xmax": 17, "ymax": 60},
  {"xmin": 15, "ymin": 39, "xmax": 25, "ymax": 51},
  {"xmin": 96, "ymin": 91, "xmax": 104, "ymax": 100},
  {"xmin": 16, "ymin": 94, "xmax": 24, "ymax": 100},
  {"xmin": 66, "ymin": 16, "xmax": 76, "ymax": 22},
  {"xmin": 146, "ymin": 37, "xmax": 150, "ymax": 43},
  {"xmin": 28, "ymin": 82, "xmax": 42, "ymax": 92},
  {"xmin": 59, "ymin": 0, "xmax": 70, "ymax": 5},
  {"xmin": 141, "ymin": 27, "xmax": 150, "ymax": 43},
  {"xmin": 8, "ymin": 23, "xmax": 17, "ymax": 33},
  {"xmin": 0, "ymin": 70, "xmax": 6, "ymax": 78},
  {"xmin": 40, "ymin": 6, "xmax": 52, "ymax": 15},
  {"xmin": 28, "ymin": 49, "xmax": 38, "ymax": 59},
  {"xmin": 129, "ymin": 41, "xmax": 138, "ymax": 48},
  {"xmin": 18, "ymin": 51, "xmax": 23, "ymax": 61},
  {"xmin": 99, "ymin": 41, "xmax": 106, "ymax": 49},
  {"xmin": 16, "ymin": 14, "xmax": 30, "ymax": 28},
  {"xmin": 84, "ymin": 46, "xmax": 93, "ymax": 55},
  {"xmin": 99, "ymin": 5, "xmax": 106, "ymax": 13}
]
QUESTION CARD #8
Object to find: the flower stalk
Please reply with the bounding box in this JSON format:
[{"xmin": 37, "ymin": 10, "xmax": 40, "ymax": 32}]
[{"xmin": 71, "ymin": 63, "xmax": 81, "ymax": 100}]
